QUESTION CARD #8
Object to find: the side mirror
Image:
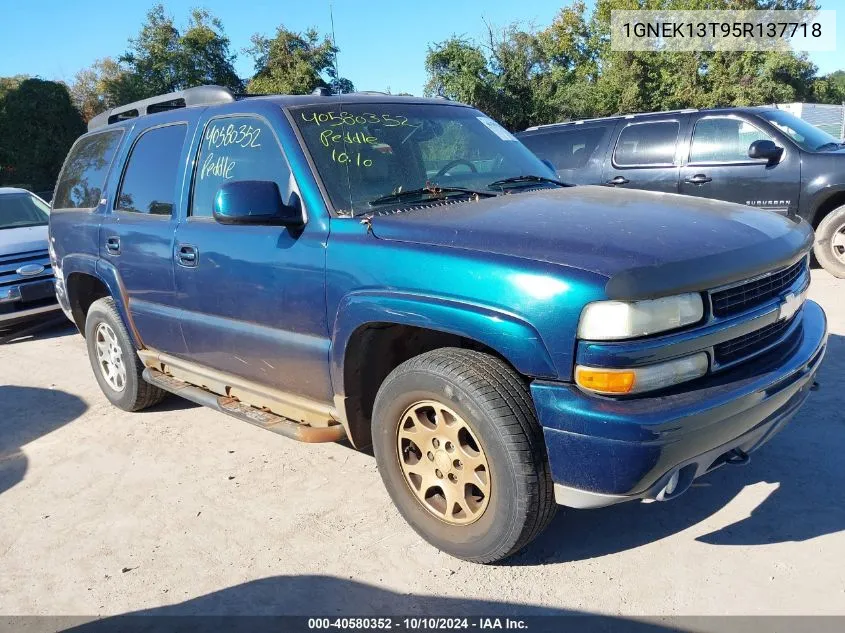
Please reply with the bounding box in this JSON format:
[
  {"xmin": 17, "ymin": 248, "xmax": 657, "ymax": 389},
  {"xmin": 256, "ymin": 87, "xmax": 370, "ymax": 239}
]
[
  {"xmin": 212, "ymin": 180, "xmax": 304, "ymax": 228},
  {"xmin": 748, "ymin": 139, "xmax": 783, "ymax": 163}
]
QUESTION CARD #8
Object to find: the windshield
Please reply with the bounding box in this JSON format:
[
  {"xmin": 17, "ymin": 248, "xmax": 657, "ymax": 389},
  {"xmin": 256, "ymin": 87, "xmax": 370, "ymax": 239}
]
[
  {"xmin": 291, "ymin": 103, "xmax": 557, "ymax": 215},
  {"xmin": 758, "ymin": 109, "xmax": 841, "ymax": 152},
  {"xmin": 0, "ymin": 193, "xmax": 50, "ymax": 230}
]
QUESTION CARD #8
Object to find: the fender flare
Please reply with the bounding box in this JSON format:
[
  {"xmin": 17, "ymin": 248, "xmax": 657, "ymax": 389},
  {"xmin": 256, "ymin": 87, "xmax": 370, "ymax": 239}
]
[
  {"xmin": 61, "ymin": 255, "xmax": 143, "ymax": 348},
  {"xmin": 329, "ymin": 290, "xmax": 557, "ymax": 397}
]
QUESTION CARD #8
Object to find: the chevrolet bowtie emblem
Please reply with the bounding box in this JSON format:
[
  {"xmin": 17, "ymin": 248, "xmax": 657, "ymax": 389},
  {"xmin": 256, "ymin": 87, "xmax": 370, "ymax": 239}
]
[{"xmin": 778, "ymin": 291, "xmax": 803, "ymax": 322}]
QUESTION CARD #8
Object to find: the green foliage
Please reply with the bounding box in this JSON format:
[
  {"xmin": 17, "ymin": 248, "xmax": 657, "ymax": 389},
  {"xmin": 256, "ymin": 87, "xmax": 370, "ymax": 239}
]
[
  {"xmin": 0, "ymin": 78, "xmax": 85, "ymax": 190},
  {"xmin": 245, "ymin": 26, "xmax": 353, "ymax": 95},
  {"xmin": 70, "ymin": 4, "xmax": 242, "ymax": 120},
  {"xmin": 424, "ymin": 0, "xmax": 843, "ymax": 130}
]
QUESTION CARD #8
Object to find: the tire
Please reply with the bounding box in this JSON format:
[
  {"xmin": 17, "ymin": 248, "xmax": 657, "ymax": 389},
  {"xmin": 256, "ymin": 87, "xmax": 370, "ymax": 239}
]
[
  {"xmin": 813, "ymin": 205, "xmax": 845, "ymax": 278},
  {"xmin": 371, "ymin": 348, "xmax": 556, "ymax": 563},
  {"xmin": 84, "ymin": 297, "xmax": 166, "ymax": 412}
]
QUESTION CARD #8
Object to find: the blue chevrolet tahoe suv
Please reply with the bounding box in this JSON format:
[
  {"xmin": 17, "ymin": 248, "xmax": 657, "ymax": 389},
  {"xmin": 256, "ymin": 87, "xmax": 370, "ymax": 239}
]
[{"xmin": 49, "ymin": 86, "xmax": 828, "ymax": 563}]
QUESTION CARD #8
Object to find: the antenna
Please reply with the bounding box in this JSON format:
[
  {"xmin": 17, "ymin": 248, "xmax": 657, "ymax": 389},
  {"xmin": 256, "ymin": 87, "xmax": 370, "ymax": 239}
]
[{"xmin": 329, "ymin": 2, "xmax": 342, "ymax": 94}]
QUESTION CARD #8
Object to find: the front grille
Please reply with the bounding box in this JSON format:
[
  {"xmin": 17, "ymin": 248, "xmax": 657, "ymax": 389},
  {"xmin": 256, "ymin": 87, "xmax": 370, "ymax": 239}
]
[
  {"xmin": 714, "ymin": 314, "xmax": 797, "ymax": 365},
  {"xmin": 710, "ymin": 258, "xmax": 806, "ymax": 318},
  {"xmin": 0, "ymin": 249, "xmax": 52, "ymax": 288}
]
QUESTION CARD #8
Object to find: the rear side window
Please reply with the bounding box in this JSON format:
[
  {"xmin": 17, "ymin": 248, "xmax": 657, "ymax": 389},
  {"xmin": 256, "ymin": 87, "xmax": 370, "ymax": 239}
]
[
  {"xmin": 521, "ymin": 127, "xmax": 609, "ymax": 170},
  {"xmin": 53, "ymin": 130, "xmax": 123, "ymax": 210},
  {"xmin": 613, "ymin": 122, "xmax": 680, "ymax": 166},
  {"xmin": 191, "ymin": 116, "xmax": 290, "ymax": 218},
  {"xmin": 116, "ymin": 124, "xmax": 187, "ymax": 216}
]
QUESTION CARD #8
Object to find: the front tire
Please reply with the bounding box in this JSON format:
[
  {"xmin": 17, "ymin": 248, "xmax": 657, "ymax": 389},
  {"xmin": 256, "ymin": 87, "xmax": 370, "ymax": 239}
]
[
  {"xmin": 813, "ymin": 205, "xmax": 845, "ymax": 278},
  {"xmin": 84, "ymin": 297, "xmax": 166, "ymax": 411},
  {"xmin": 371, "ymin": 348, "xmax": 556, "ymax": 563}
]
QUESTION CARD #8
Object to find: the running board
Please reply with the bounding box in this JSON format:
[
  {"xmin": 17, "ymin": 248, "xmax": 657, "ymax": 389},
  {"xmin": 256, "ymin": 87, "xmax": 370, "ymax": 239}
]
[{"xmin": 142, "ymin": 368, "xmax": 348, "ymax": 443}]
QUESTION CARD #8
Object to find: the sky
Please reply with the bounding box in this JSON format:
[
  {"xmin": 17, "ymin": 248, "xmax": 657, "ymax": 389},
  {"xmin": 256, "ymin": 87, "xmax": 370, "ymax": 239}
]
[{"xmin": 1, "ymin": 0, "xmax": 842, "ymax": 96}]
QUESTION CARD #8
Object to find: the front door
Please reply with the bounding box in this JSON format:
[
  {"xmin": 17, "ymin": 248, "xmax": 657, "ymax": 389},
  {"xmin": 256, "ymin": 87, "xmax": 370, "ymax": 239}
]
[
  {"xmin": 602, "ymin": 117, "xmax": 688, "ymax": 193},
  {"xmin": 172, "ymin": 113, "xmax": 332, "ymax": 403},
  {"xmin": 100, "ymin": 122, "xmax": 188, "ymax": 355},
  {"xmin": 679, "ymin": 115, "xmax": 800, "ymax": 215}
]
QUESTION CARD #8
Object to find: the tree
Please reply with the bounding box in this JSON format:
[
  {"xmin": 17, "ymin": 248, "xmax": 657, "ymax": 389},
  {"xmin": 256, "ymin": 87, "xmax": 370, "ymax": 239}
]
[
  {"xmin": 246, "ymin": 26, "xmax": 353, "ymax": 94},
  {"xmin": 69, "ymin": 58, "xmax": 132, "ymax": 122},
  {"xmin": 0, "ymin": 78, "xmax": 85, "ymax": 190},
  {"xmin": 70, "ymin": 4, "xmax": 243, "ymax": 114},
  {"xmin": 423, "ymin": 0, "xmax": 841, "ymax": 130}
]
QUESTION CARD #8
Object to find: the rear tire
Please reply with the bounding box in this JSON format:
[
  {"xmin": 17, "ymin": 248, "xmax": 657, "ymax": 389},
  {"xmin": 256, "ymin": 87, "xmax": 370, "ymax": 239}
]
[
  {"xmin": 371, "ymin": 348, "xmax": 556, "ymax": 563},
  {"xmin": 813, "ymin": 205, "xmax": 845, "ymax": 278},
  {"xmin": 84, "ymin": 297, "xmax": 166, "ymax": 411}
]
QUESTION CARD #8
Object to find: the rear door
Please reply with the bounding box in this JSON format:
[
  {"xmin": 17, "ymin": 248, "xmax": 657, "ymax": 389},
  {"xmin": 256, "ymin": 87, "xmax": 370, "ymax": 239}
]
[
  {"xmin": 100, "ymin": 122, "xmax": 189, "ymax": 354},
  {"xmin": 679, "ymin": 114, "xmax": 800, "ymax": 215},
  {"xmin": 518, "ymin": 124, "xmax": 613, "ymax": 184},
  {"xmin": 602, "ymin": 116, "xmax": 689, "ymax": 193}
]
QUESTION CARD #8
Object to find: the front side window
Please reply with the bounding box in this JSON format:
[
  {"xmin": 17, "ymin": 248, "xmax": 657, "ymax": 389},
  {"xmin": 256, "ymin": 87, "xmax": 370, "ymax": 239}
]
[
  {"xmin": 291, "ymin": 104, "xmax": 553, "ymax": 216},
  {"xmin": 53, "ymin": 130, "xmax": 123, "ymax": 210},
  {"xmin": 689, "ymin": 117, "xmax": 774, "ymax": 163},
  {"xmin": 191, "ymin": 116, "xmax": 290, "ymax": 217},
  {"xmin": 521, "ymin": 127, "xmax": 609, "ymax": 170},
  {"xmin": 613, "ymin": 121, "xmax": 680, "ymax": 166},
  {"xmin": 0, "ymin": 193, "xmax": 49, "ymax": 229},
  {"xmin": 116, "ymin": 124, "xmax": 187, "ymax": 216}
]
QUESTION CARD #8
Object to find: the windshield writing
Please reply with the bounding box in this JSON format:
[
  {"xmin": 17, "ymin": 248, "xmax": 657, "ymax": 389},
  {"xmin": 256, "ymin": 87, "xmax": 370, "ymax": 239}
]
[{"xmin": 292, "ymin": 103, "xmax": 553, "ymax": 215}]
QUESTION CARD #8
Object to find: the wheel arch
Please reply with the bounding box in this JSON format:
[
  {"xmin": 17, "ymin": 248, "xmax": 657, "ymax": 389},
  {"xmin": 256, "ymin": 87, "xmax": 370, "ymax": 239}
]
[
  {"xmin": 330, "ymin": 291, "xmax": 556, "ymax": 449},
  {"xmin": 62, "ymin": 256, "xmax": 140, "ymax": 346},
  {"xmin": 806, "ymin": 187, "xmax": 845, "ymax": 229}
]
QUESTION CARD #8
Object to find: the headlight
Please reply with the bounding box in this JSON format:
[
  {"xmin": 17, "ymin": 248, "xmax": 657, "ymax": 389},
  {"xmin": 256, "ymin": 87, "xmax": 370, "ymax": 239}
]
[
  {"xmin": 577, "ymin": 293, "xmax": 704, "ymax": 340},
  {"xmin": 575, "ymin": 353, "xmax": 709, "ymax": 395}
]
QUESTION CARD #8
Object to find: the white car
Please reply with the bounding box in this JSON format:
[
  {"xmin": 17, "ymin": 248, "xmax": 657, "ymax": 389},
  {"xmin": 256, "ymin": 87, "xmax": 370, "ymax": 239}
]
[{"xmin": 0, "ymin": 188, "xmax": 61, "ymax": 333}]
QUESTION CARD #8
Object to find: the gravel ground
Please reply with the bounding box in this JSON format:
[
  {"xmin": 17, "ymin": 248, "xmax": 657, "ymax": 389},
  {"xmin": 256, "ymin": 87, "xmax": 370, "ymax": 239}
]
[{"xmin": 0, "ymin": 269, "xmax": 843, "ymax": 620}]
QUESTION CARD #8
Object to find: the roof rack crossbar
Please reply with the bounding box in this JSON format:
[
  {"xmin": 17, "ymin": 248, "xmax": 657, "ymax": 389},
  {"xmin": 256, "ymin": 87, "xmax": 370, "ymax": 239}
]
[{"xmin": 88, "ymin": 85, "xmax": 236, "ymax": 132}]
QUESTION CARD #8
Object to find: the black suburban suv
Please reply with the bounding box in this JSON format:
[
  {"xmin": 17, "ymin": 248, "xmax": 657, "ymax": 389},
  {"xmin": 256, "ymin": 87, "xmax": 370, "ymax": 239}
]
[{"xmin": 517, "ymin": 107, "xmax": 845, "ymax": 277}]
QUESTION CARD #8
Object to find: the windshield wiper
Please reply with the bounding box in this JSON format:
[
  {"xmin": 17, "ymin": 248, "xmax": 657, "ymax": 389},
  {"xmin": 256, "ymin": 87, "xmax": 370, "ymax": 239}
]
[
  {"xmin": 368, "ymin": 184, "xmax": 496, "ymax": 207},
  {"xmin": 487, "ymin": 175, "xmax": 570, "ymax": 190}
]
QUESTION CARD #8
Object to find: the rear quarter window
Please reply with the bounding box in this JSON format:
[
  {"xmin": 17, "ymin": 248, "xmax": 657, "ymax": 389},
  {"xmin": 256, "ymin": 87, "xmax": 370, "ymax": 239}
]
[
  {"xmin": 520, "ymin": 126, "xmax": 610, "ymax": 170},
  {"xmin": 613, "ymin": 121, "xmax": 680, "ymax": 167},
  {"xmin": 53, "ymin": 129, "xmax": 124, "ymax": 210}
]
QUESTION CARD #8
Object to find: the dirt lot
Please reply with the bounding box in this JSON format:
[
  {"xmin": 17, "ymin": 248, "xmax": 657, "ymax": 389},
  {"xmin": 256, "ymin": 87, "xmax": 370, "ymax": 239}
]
[{"xmin": 0, "ymin": 270, "xmax": 843, "ymax": 619}]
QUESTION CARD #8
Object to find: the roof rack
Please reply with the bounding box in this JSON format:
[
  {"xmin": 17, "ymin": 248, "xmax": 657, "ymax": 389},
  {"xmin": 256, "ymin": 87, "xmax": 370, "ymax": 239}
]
[
  {"xmin": 88, "ymin": 85, "xmax": 236, "ymax": 132},
  {"xmin": 524, "ymin": 108, "xmax": 699, "ymax": 131}
]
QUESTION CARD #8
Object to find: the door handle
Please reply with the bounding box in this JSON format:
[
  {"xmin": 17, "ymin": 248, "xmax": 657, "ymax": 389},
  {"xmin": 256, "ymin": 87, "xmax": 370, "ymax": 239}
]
[
  {"xmin": 176, "ymin": 244, "xmax": 198, "ymax": 267},
  {"xmin": 105, "ymin": 236, "xmax": 120, "ymax": 254},
  {"xmin": 685, "ymin": 174, "xmax": 712, "ymax": 185},
  {"xmin": 606, "ymin": 176, "xmax": 630, "ymax": 185}
]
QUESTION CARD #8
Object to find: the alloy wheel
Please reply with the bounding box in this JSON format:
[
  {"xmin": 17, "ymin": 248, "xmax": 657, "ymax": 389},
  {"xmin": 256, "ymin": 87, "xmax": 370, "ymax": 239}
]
[{"xmin": 396, "ymin": 400, "xmax": 491, "ymax": 525}]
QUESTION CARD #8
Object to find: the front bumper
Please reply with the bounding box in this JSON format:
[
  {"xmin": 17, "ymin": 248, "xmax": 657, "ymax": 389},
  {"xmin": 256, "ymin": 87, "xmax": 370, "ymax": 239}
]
[
  {"xmin": 532, "ymin": 299, "xmax": 828, "ymax": 508},
  {"xmin": 0, "ymin": 279, "xmax": 61, "ymax": 328}
]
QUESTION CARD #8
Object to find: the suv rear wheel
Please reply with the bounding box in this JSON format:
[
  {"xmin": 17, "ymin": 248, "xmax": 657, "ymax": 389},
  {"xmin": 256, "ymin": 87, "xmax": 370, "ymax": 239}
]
[
  {"xmin": 371, "ymin": 348, "xmax": 556, "ymax": 563},
  {"xmin": 814, "ymin": 205, "xmax": 845, "ymax": 278},
  {"xmin": 84, "ymin": 297, "xmax": 166, "ymax": 411}
]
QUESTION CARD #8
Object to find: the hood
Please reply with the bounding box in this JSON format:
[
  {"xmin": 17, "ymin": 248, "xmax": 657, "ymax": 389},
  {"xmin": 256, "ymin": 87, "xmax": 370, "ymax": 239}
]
[
  {"xmin": 0, "ymin": 225, "xmax": 49, "ymax": 257},
  {"xmin": 370, "ymin": 186, "xmax": 813, "ymax": 300}
]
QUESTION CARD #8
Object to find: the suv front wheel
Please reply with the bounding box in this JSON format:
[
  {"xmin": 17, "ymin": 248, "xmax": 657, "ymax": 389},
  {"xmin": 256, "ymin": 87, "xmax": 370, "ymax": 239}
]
[
  {"xmin": 84, "ymin": 297, "xmax": 166, "ymax": 411},
  {"xmin": 814, "ymin": 205, "xmax": 845, "ymax": 278},
  {"xmin": 371, "ymin": 348, "xmax": 556, "ymax": 563}
]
